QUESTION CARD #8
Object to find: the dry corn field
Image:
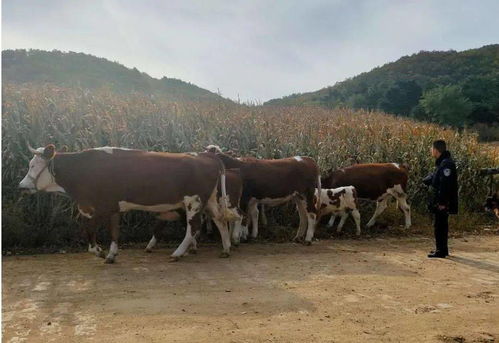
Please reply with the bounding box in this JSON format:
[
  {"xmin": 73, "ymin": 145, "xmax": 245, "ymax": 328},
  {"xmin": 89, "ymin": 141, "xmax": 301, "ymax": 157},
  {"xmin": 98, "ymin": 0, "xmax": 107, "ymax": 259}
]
[{"xmin": 2, "ymin": 84, "xmax": 498, "ymax": 249}]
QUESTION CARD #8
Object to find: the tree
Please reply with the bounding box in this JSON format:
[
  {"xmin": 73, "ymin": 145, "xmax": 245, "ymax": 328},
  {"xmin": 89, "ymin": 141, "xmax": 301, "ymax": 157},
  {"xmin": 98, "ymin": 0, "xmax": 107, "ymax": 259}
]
[
  {"xmin": 378, "ymin": 80, "xmax": 422, "ymax": 116},
  {"xmin": 420, "ymin": 85, "xmax": 472, "ymax": 127}
]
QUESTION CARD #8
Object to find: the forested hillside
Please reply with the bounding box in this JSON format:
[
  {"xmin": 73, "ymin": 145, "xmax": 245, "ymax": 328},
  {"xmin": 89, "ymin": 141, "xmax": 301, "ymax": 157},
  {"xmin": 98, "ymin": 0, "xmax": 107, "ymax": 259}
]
[
  {"xmin": 2, "ymin": 49, "xmax": 224, "ymax": 102},
  {"xmin": 266, "ymin": 45, "xmax": 499, "ymax": 139}
]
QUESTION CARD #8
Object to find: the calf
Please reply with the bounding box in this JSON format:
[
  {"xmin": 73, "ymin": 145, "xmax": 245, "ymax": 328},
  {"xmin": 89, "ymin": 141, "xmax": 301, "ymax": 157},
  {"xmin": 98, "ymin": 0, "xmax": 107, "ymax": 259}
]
[
  {"xmin": 316, "ymin": 186, "xmax": 361, "ymax": 235},
  {"xmin": 19, "ymin": 144, "xmax": 234, "ymax": 263},
  {"xmin": 206, "ymin": 145, "xmax": 321, "ymax": 244},
  {"xmin": 484, "ymin": 190, "xmax": 499, "ymax": 219},
  {"xmin": 321, "ymin": 163, "xmax": 411, "ymax": 229},
  {"xmin": 145, "ymin": 168, "xmax": 244, "ymax": 251}
]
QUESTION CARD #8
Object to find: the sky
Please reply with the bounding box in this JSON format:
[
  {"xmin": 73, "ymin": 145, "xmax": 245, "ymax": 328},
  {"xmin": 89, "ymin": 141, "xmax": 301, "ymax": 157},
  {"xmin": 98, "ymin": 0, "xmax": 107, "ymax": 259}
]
[{"xmin": 2, "ymin": 0, "xmax": 499, "ymax": 102}]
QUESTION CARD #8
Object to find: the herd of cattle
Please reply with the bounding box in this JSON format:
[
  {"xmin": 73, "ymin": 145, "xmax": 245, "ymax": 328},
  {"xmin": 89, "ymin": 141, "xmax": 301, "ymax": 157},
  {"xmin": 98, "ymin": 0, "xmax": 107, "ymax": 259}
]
[{"xmin": 17, "ymin": 144, "xmax": 494, "ymax": 264}]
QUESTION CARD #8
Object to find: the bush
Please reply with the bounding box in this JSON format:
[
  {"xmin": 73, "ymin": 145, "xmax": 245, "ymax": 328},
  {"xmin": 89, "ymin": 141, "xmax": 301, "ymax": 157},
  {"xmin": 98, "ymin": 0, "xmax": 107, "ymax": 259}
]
[{"xmin": 2, "ymin": 84, "xmax": 497, "ymax": 249}]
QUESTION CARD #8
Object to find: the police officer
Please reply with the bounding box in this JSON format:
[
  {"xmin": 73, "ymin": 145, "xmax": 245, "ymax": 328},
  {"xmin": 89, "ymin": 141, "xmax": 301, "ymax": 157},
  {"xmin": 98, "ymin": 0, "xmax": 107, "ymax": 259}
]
[{"xmin": 423, "ymin": 140, "xmax": 458, "ymax": 258}]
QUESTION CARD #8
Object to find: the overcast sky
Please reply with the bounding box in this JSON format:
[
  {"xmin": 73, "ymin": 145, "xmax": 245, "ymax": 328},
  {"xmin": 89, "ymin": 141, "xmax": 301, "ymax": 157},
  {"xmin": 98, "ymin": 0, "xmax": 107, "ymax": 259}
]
[{"xmin": 2, "ymin": 0, "xmax": 499, "ymax": 102}]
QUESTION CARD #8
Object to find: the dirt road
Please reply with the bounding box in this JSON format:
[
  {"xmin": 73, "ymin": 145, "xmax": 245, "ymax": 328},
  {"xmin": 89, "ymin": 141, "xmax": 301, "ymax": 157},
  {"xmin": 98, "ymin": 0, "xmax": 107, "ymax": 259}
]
[{"xmin": 3, "ymin": 236, "xmax": 499, "ymax": 343}]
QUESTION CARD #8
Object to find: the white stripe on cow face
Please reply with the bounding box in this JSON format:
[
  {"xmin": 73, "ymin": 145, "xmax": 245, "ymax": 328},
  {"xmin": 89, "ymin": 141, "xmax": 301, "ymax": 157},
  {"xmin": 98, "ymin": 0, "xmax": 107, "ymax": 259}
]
[{"xmin": 19, "ymin": 151, "xmax": 66, "ymax": 193}]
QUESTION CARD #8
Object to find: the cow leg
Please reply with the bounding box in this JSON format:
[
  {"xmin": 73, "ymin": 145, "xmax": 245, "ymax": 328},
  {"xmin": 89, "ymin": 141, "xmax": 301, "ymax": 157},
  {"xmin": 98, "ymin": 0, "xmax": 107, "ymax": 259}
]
[
  {"xmin": 351, "ymin": 209, "xmax": 361, "ymax": 236},
  {"xmin": 304, "ymin": 191, "xmax": 318, "ymax": 245},
  {"xmin": 259, "ymin": 204, "xmax": 268, "ymax": 226},
  {"xmin": 231, "ymin": 215, "xmax": 244, "ymax": 246},
  {"xmin": 366, "ymin": 198, "xmax": 388, "ymax": 228},
  {"xmin": 326, "ymin": 215, "xmax": 337, "ymax": 229},
  {"xmin": 336, "ymin": 212, "xmax": 349, "ymax": 233},
  {"xmin": 205, "ymin": 189, "xmax": 231, "ymax": 258},
  {"xmin": 104, "ymin": 213, "xmax": 121, "ymax": 264},
  {"xmin": 85, "ymin": 217, "xmax": 105, "ymax": 259},
  {"xmin": 145, "ymin": 220, "xmax": 165, "ymax": 253},
  {"xmin": 293, "ymin": 197, "xmax": 308, "ymax": 242},
  {"xmin": 396, "ymin": 195, "xmax": 411, "ymax": 229},
  {"xmin": 248, "ymin": 198, "xmax": 259, "ymax": 239},
  {"xmin": 171, "ymin": 195, "xmax": 202, "ymax": 261}
]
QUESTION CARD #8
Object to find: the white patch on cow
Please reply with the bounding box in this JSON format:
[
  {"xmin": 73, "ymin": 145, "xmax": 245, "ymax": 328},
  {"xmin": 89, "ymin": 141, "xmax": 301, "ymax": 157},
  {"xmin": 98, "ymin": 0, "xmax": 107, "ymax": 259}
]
[
  {"xmin": 304, "ymin": 212, "xmax": 317, "ymax": 242},
  {"xmin": 118, "ymin": 201, "xmax": 183, "ymax": 213},
  {"xmin": 294, "ymin": 156, "xmax": 303, "ymax": 162},
  {"xmin": 145, "ymin": 235, "xmax": 157, "ymax": 251},
  {"xmin": 106, "ymin": 241, "xmax": 118, "ymax": 261},
  {"xmin": 171, "ymin": 195, "xmax": 202, "ymax": 258},
  {"xmin": 392, "ymin": 163, "xmax": 400, "ymax": 169},
  {"xmin": 317, "ymin": 186, "xmax": 361, "ymax": 235},
  {"xmin": 88, "ymin": 244, "xmax": 102, "ymax": 256},
  {"xmin": 93, "ymin": 146, "xmax": 133, "ymax": 154},
  {"xmin": 78, "ymin": 205, "xmax": 93, "ymax": 219},
  {"xmin": 258, "ymin": 194, "xmax": 296, "ymax": 207}
]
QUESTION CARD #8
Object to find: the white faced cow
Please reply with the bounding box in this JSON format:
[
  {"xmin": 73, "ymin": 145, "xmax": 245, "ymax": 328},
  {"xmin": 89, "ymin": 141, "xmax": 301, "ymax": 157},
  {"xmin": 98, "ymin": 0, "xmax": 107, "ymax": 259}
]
[
  {"xmin": 19, "ymin": 144, "xmax": 234, "ymax": 263},
  {"xmin": 206, "ymin": 145, "xmax": 322, "ymax": 244},
  {"xmin": 321, "ymin": 163, "xmax": 411, "ymax": 229}
]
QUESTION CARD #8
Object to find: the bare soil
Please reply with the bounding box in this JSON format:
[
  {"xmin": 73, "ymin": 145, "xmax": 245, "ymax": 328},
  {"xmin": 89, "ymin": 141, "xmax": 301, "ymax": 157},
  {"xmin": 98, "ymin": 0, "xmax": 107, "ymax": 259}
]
[{"xmin": 2, "ymin": 236, "xmax": 499, "ymax": 343}]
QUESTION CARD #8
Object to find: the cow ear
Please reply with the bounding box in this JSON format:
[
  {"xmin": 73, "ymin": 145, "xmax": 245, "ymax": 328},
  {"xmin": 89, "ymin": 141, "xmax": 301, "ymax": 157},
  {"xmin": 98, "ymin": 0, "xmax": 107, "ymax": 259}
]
[
  {"xmin": 42, "ymin": 144, "xmax": 56, "ymax": 160},
  {"xmin": 59, "ymin": 145, "xmax": 69, "ymax": 153}
]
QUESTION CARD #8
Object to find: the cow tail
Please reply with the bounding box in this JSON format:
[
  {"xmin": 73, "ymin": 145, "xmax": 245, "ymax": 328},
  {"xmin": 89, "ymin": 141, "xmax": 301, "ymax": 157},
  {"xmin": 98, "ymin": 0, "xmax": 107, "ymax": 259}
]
[
  {"xmin": 316, "ymin": 173, "xmax": 322, "ymax": 215},
  {"xmin": 218, "ymin": 162, "xmax": 238, "ymax": 222}
]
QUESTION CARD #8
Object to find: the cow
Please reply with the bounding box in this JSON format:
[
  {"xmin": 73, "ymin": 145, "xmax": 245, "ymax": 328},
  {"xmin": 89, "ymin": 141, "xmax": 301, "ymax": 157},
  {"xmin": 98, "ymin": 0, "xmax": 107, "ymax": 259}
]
[
  {"xmin": 205, "ymin": 145, "xmax": 321, "ymax": 244},
  {"xmin": 316, "ymin": 186, "xmax": 361, "ymax": 236},
  {"xmin": 18, "ymin": 144, "xmax": 235, "ymax": 263},
  {"xmin": 145, "ymin": 168, "xmax": 244, "ymax": 252},
  {"xmin": 484, "ymin": 190, "xmax": 499, "ymax": 219},
  {"xmin": 321, "ymin": 163, "xmax": 411, "ymax": 229}
]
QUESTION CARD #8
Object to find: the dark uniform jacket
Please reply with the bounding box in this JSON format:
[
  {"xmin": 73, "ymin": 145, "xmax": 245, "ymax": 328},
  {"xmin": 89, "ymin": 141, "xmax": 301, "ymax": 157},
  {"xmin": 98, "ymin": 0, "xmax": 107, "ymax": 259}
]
[{"xmin": 423, "ymin": 151, "xmax": 458, "ymax": 214}]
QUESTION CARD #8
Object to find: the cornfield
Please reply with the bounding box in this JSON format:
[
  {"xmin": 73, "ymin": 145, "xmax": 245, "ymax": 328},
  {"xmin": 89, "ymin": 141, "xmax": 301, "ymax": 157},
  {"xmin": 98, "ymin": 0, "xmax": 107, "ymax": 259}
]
[{"xmin": 2, "ymin": 84, "xmax": 498, "ymax": 249}]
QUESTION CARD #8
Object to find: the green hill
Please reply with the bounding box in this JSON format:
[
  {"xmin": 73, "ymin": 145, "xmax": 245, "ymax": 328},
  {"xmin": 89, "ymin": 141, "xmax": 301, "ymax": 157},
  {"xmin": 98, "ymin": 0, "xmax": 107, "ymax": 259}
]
[
  {"xmin": 266, "ymin": 45, "xmax": 499, "ymax": 136},
  {"xmin": 2, "ymin": 49, "xmax": 224, "ymax": 102}
]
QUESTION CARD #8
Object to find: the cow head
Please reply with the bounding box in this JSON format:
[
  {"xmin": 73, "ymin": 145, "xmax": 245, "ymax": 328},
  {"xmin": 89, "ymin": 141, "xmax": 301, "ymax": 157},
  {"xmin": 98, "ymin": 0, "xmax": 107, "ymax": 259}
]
[
  {"xmin": 19, "ymin": 144, "xmax": 62, "ymax": 193},
  {"xmin": 484, "ymin": 191, "xmax": 499, "ymax": 219},
  {"xmin": 205, "ymin": 144, "xmax": 223, "ymax": 154}
]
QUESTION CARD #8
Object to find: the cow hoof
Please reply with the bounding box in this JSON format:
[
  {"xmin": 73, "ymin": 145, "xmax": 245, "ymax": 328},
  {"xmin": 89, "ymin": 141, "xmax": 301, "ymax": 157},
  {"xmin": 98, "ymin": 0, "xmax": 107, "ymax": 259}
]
[
  {"xmin": 104, "ymin": 257, "xmax": 115, "ymax": 264},
  {"xmin": 145, "ymin": 248, "xmax": 152, "ymax": 253},
  {"xmin": 293, "ymin": 237, "xmax": 304, "ymax": 243},
  {"xmin": 303, "ymin": 240, "xmax": 312, "ymax": 246},
  {"xmin": 219, "ymin": 252, "xmax": 230, "ymax": 258},
  {"xmin": 189, "ymin": 248, "xmax": 197, "ymax": 255},
  {"xmin": 169, "ymin": 256, "xmax": 180, "ymax": 263},
  {"xmin": 97, "ymin": 250, "xmax": 106, "ymax": 259}
]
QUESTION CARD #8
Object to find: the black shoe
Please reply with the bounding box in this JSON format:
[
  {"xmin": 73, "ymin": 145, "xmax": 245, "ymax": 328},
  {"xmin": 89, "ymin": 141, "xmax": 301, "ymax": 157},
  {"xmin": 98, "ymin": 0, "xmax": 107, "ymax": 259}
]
[
  {"xmin": 429, "ymin": 250, "xmax": 449, "ymax": 256},
  {"xmin": 428, "ymin": 252, "xmax": 446, "ymax": 258}
]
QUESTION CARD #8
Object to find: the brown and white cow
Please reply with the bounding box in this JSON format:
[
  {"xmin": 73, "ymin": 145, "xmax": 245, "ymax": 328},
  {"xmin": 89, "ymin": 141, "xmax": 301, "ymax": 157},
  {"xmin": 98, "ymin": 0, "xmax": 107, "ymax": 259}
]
[
  {"xmin": 316, "ymin": 186, "xmax": 361, "ymax": 235},
  {"xmin": 205, "ymin": 145, "xmax": 321, "ymax": 244},
  {"xmin": 145, "ymin": 168, "xmax": 244, "ymax": 251},
  {"xmin": 321, "ymin": 163, "xmax": 411, "ymax": 229},
  {"xmin": 18, "ymin": 144, "xmax": 234, "ymax": 263},
  {"xmin": 484, "ymin": 190, "xmax": 499, "ymax": 219}
]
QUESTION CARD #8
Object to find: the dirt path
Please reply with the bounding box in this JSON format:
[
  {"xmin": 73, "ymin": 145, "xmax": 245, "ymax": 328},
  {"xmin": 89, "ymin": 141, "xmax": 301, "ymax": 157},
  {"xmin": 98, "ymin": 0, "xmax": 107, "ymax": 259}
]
[{"xmin": 3, "ymin": 236, "xmax": 499, "ymax": 343}]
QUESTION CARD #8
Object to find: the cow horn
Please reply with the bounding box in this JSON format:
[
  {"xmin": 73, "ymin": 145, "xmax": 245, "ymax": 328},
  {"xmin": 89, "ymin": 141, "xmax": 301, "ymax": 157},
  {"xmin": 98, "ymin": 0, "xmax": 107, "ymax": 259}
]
[{"xmin": 27, "ymin": 142, "xmax": 41, "ymax": 155}]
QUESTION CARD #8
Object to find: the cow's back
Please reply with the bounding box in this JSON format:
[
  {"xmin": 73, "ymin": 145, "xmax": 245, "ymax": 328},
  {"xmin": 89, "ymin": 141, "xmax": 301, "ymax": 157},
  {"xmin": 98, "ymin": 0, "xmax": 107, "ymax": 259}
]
[{"xmin": 324, "ymin": 163, "xmax": 408, "ymax": 200}]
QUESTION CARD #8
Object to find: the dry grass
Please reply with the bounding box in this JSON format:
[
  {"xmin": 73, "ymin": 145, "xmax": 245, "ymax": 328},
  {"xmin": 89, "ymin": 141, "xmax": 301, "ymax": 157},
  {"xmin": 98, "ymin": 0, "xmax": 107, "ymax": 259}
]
[{"xmin": 2, "ymin": 84, "xmax": 497, "ymax": 249}]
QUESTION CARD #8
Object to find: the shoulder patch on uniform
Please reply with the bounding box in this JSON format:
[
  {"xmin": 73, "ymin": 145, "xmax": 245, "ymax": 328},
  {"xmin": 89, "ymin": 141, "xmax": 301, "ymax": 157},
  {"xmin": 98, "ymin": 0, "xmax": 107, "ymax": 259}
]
[{"xmin": 443, "ymin": 168, "xmax": 451, "ymax": 177}]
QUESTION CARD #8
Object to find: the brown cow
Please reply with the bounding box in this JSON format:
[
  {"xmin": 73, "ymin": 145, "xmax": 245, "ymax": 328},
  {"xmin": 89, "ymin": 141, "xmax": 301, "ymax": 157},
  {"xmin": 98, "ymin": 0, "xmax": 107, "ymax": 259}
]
[
  {"xmin": 205, "ymin": 145, "xmax": 321, "ymax": 244},
  {"xmin": 18, "ymin": 145, "xmax": 234, "ymax": 263},
  {"xmin": 145, "ymin": 168, "xmax": 244, "ymax": 251},
  {"xmin": 321, "ymin": 163, "xmax": 411, "ymax": 229}
]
